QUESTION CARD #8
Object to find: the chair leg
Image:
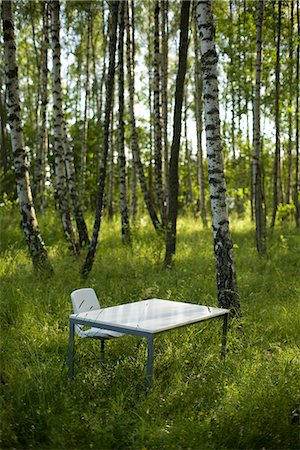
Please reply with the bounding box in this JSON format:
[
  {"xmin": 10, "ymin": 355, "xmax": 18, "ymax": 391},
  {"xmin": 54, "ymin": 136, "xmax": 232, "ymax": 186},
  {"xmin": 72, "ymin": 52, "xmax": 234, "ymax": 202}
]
[{"xmin": 100, "ymin": 340, "xmax": 105, "ymax": 363}]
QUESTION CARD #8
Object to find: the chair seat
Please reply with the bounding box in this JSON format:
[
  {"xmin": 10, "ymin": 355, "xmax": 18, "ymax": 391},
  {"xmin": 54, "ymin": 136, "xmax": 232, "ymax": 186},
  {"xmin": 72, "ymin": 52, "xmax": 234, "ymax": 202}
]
[{"xmin": 77, "ymin": 326, "xmax": 124, "ymax": 339}]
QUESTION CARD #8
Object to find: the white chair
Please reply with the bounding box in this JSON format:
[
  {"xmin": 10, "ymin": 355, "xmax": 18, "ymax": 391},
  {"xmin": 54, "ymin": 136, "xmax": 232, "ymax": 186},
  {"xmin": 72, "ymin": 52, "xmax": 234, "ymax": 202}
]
[{"xmin": 70, "ymin": 288, "xmax": 123, "ymax": 362}]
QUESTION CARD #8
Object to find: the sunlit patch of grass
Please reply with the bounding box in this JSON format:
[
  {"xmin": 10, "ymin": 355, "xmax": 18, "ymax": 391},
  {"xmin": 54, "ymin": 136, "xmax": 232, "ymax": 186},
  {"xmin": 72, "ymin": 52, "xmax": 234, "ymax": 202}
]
[{"xmin": 0, "ymin": 208, "xmax": 299, "ymax": 449}]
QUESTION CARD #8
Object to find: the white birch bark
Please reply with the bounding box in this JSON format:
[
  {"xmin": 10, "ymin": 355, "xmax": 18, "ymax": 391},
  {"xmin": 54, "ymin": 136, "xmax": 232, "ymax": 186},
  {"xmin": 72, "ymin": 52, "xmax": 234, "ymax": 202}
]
[
  {"xmin": 295, "ymin": 0, "xmax": 300, "ymax": 227},
  {"xmin": 271, "ymin": 0, "xmax": 282, "ymax": 228},
  {"xmin": 34, "ymin": 1, "xmax": 49, "ymax": 211},
  {"xmin": 50, "ymin": 0, "xmax": 78, "ymax": 254},
  {"xmin": 253, "ymin": 0, "xmax": 266, "ymax": 254},
  {"xmin": 82, "ymin": 0, "xmax": 119, "ymax": 276},
  {"xmin": 197, "ymin": 0, "xmax": 240, "ymax": 312},
  {"xmin": 153, "ymin": 0, "xmax": 165, "ymax": 223},
  {"xmin": 125, "ymin": 0, "xmax": 161, "ymax": 232},
  {"xmin": 161, "ymin": 0, "xmax": 169, "ymax": 214},
  {"xmin": 80, "ymin": 6, "xmax": 91, "ymax": 198},
  {"xmin": 193, "ymin": 4, "xmax": 207, "ymax": 227},
  {"xmin": 118, "ymin": 1, "xmax": 131, "ymax": 244},
  {"xmin": 2, "ymin": 0, "xmax": 52, "ymax": 271}
]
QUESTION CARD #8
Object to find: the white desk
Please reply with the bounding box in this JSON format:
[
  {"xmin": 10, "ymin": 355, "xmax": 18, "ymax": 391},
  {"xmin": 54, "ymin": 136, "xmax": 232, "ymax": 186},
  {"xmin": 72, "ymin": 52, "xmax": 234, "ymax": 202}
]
[{"xmin": 68, "ymin": 298, "xmax": 229, "ymax": 388}]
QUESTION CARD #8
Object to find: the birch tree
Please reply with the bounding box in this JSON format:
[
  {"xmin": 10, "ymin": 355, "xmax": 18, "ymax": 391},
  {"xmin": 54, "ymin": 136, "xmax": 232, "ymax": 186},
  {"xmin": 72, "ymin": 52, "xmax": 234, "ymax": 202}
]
[
  {"xmin": 34, "ymin": 1, "xmax": 49, "ymax": 211},
  {"xmin": 164, "ymin": 0, "xmax": 190, "ymax": 267},
  {"xmin": 80, "ymin": 4, "xmax": 91, "ymax": 198},
  {"xmin": 253, "ymin": 0, "xmax": 266, "ymax": 254},
  {"xmin": 51, "ymin": 0, "xmax": 89, "ymax": 249},
  {"xmin": 271, "ymin": 0, "xmax": 282, "ymax": 228},
  {"xmin": 197, "ymin": 0, "xmax": 240, "ymax": 312},
  {"xmin": 50, "ymin": 0, "xmax": 78, "ymax": 254},
  {"xmin": 82, "ymin": 0, "xmax": 119, "ymax": 277},
  {"xmin": 118, "ymin": 1, "xmax": 131, "ymax": 244},
  {"xmin": 153, "ymin": 0, "xmax": 165, "ymax": 223},
  {"xmin": 161, "ymin": 0, "xmax": 169, "ymax": 214},
  {"xmin": 125, "ymin": 0, "xmax": 161, "ymax": 233},
  {"xmin": 2, "ymin": 0, "xmax": 52, "ymax": 272},
  {"xmin": 286, "ymin": 1, "xmax": 294, "ymax": 205},
  {"xmin": 193, "ymin": 2, "xmax": 207, "ymax": 227},
  {"xmin": 295, "ymin": 0, "xmax": 300, "ymax": 227}
]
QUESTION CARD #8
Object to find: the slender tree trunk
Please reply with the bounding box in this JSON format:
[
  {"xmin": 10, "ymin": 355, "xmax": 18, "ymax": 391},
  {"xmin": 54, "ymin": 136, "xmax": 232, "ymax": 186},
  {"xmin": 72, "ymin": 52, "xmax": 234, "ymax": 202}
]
[
  {"xmin": 91, "ymin": 13, "xmax": 100, "ymax": 122},
  {"xmin": 153, "ymin": 0, "xmax": 165, "ymax": 223},
  {"xmin": 184, "ymin": 94, "xmax": 193, "ymax": 207},
  {"xmin": 193, "ymin": 3, "xmax": 207, "ymax": 227},
  {"xmin": 286, "ymin": 1, "xmax": 294, "ymax": 205},
  {"xmin": 95, "ymin": 0, "xmax": 108, "ymax": 173},
  {"xmin": 197, "ymin": 0, "xmax": 240, "ymax": 313},
  {"xmin": 229, "ymin": 0, "xmax": 236, "ymax": 161},
  {"xmin": 0, "ymin": 76, "xmax": 9, "ymax": 197},
  {"xmin": 82, "ymin": 0, "xmax": 119, "ymax": 277},
  {"xmin": 29, "ymin": 1, "xmax": 41, "ymax": 185},
  {"xmin": 148, "ymin": 7, "xmax": 154, "ymax": 202},
  {"xmin": 80, "ymin": 5, "xmax": 91, "ymax": 198},
  {"xmin": 271, "ymin": 0, "xmax": 282, "ymax": 228},
  {"xmin": 62, "ymin": 119, "xmax": 90, "ymax": 247},
  {"xmin": 118, "ymin": 2, "xmax": 131, "ymax": 244},
  {"xmin": 164, "ymin": 0, "xmax": 190, "ymax": 267},
  {"xmin": 125, "ymin": 0, "xmax": 161, "ymax": 232},
  {"xmin": 2, "ymin": 0, "xmax": 52, "ymax": 272},
  {"xmin": 50, "ymin": 0, "xmax": 78, "ymax": 254},
  {"xmin": 161, "ymin": 0, "xmax": 169, "ymax": 214},
  {"xmin": 34, "ymin": 1, "xmax": 49, "ymax": 211},
  {"xmin": 253, "ymin": 0, "xmax": 266, "ymax": 254},
  {"xmin": 295, "ymin": 0, "xmax": 300, "ymax": 227},
  {"xmin": 107, "ymin": 105, "xmax": 115, "ymax": 220}
]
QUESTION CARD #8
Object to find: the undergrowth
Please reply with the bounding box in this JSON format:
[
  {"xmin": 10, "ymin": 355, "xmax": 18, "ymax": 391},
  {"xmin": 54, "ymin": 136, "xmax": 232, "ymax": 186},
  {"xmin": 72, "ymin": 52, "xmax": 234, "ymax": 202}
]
[{"xmin": 0, "ymin": 208, "xmax": 299, "ymax": 449}]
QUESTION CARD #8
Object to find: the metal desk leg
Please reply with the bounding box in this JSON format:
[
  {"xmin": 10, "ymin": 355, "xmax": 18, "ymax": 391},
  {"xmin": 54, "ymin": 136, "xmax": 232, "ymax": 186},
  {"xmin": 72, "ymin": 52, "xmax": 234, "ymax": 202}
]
[
  {"xmin": 221, "ymin": 313, "xmax": 229, "ymax": 359},
  {"xmin": 68, "ymin": 321, "xmax": 75, "ymax": 379},
  {"xmin": 146, "ymin": 335, "xmax": 154, "ymax": 389}
]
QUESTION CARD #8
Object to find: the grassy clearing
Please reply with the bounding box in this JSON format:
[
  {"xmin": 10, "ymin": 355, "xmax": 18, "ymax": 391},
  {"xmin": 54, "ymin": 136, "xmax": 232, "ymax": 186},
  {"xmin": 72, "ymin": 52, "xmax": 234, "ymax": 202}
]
[{"xmin": 0, "ymin": 207, "xmax": 299, "ymax": 449}]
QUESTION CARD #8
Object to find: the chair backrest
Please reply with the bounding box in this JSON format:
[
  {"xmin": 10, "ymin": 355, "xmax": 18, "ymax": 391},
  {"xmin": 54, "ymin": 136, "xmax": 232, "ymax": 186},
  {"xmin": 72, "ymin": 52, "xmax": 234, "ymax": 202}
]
[{"xmin": 71, "ymin": 288, "xmax": 100, "ymax": 314}]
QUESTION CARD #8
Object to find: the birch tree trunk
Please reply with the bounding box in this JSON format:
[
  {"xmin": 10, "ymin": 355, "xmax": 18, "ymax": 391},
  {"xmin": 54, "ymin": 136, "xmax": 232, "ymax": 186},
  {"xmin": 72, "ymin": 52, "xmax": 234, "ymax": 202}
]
[
  {"xmin": 50, "ymin": 0, "xmax": 78, "ymax": 254},
  {"xmin": 0, "ymin": 75, "xmax": 9, "ymax": 197},
  {"xmin": 253, "ymin": 0, "xmax": 266, "ymax": 254},
  {"xmin": 95, "ymin": 0, "xmax": 108, "ymax": 173},
  {"xmin": 161, "ymin": 0, "xmax": 169, "ymax": 214},
  {"xmin": 82, "ymin": 0, "xmax": 119, "ymax": 277},
  {"xmin": 153, "ymin": 0, "xmax": 165, "ymax": 224},
  {"xmin": 118, "ymin": 1, "xmax": 131, "ymax": 244},
  {"xmin": 164, "ymin": 0, "xmax": 190, "ymax": 267},
  {"xmin": 107, "ymin": 105, "xmax": 115, "ymax": 220},
  {"xmin": 295, "ymin": 0, "xmax": 300, "ymax": 227},
  {"xmin": 125, "ymin": 0, "xmax": 161, "ymax": 232},
  {"xmin": 147, "ymin": 6, "xmax": 154, "ymax": 203},
  {"xmin": 193, "ymin": 3, "xmax": 207, "ymax": 227},
  {"xmin": 2, "ymin": 0, "xmax": 52, "ymax": 272},
  {"xmin": 229, "ymin": 0, "xmax": 236, "ymax": 161},
  {"xmin": 197, "ymin": 0, "xmax": 240, "ymax": 312},
  {"xmin": 62, "ymin": 119, "xmax": 90, "ymax": 247},
  {"xmin": 184, "ymin": 94, "xmax": 193, "ymax": 207},
  {"xmin": 80, "ymin": 5, "xmax": 91, "ymax": 198},
  {"xmin": 286, "ymin": 1, "xmax": 294, "ymax": 205},
  {"xmin": 271, "ymin": 0, "xmax": 282, "ymax": 228},
  {"xmin": 34, "ymin": 1, "xmax": 49, "ymax": 212},
  {"xmin": 29, "ymin": 1, "xmax": 41, "ymax": 181}
]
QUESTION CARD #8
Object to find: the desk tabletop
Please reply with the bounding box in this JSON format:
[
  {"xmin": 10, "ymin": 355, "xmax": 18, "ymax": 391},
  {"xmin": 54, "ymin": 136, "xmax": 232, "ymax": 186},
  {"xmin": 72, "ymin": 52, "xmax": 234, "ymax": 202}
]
[{"xmin": 70, "ymin": 298, "xmax": 229, "ymax": 335}]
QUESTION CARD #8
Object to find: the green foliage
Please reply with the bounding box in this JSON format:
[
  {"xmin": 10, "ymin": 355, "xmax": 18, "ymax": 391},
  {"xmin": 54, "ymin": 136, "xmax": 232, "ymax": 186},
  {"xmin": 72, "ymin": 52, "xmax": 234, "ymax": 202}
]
[
  {"xmin": 0, "ymin": 209, "xmax": 299, "ymax": 449},
  {"xmin": 277, "ymin": 202, "xmax": 296, "ymax": 222}
]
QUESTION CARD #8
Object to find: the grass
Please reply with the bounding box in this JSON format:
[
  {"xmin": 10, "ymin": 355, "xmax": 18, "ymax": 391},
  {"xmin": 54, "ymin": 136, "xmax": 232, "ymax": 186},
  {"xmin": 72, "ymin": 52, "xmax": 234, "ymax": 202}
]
[{"xmin": 0, "ymin": 206, "xmax": 299, "ymax": 449}]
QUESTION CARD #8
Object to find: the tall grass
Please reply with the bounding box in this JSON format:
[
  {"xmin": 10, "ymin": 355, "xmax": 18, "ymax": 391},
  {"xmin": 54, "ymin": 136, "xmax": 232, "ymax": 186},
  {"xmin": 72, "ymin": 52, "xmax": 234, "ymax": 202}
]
[{"xmin": 0, "ymin": 206, "xmax": 299, "ymax": 449}]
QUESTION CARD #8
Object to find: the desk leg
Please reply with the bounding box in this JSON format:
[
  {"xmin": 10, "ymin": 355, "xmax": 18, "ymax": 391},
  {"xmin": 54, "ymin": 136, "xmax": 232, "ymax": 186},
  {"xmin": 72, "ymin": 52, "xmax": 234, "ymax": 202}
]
[
  {"xmin": 68, "ymin": 321, "xmax": 74, "ymax": 379},
  {"xmin": 221, "ymin": 313, "xmax": 229, "ymax": 359},
  {"xmin": 146, "ymin": 336, "xmax": 154, "ymax": 389}
]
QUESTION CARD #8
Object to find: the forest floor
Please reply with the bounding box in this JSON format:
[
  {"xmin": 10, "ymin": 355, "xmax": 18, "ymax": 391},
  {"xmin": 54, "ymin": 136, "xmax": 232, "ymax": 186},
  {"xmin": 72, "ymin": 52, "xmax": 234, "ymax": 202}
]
[{"xmin": 0, "ymin": 206, "xmax": 299, "ymax": 450}]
